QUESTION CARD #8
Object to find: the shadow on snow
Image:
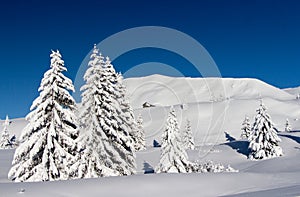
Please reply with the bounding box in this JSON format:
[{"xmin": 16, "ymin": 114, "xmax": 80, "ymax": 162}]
[
  {"xmin": 223, "ymin": 132, "xmax": 249, "ymax": 157},
  {"xmin": 143, "ymin": 161, "xmax": 155, "ymax": 174},
  {"xmin": 279, "ymin": 134, "xmax": 300, "ymax": 144}
]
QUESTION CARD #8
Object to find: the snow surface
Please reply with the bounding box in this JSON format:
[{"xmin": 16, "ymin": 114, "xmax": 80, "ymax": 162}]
[
  {"xmin": 1, "ymin": 75, "xmax": 300, "ymax": 196},
  {"xmin": 284, "ymin": 86, "xmax": 300, "ymax": 96}
]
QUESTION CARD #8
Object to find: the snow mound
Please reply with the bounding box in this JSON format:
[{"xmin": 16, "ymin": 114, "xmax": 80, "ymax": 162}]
[{"xmin": 192, "ymin": 160, "xmax": 239, "ymax": 173}]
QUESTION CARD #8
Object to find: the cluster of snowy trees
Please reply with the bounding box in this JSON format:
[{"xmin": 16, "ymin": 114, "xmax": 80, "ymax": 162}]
[
  {"xmin": 156, "ymin": 97, "xmax": 288, "ymax": 169},
  {"xmin": 8, "ymin": 45, "xmax": 290, "ymax": 181},
  {"xmin": 240, "ymin": 101, "xmax": 283, "ymax": 160},
  {"xmin": 155, "ymin": 107, "xmax": 236, "ymax": 174},
  {"xmin": 8, "ymin": 46, "xmax": 146, "ymax": 182},
  {"xmin": 0, "ymin": 115, "xmax": 17, "ymax": 149}
]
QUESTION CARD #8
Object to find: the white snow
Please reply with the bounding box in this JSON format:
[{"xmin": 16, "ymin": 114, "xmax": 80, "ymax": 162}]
[
  {"xmin": 125, "ymin": 75, "xmax": 295, "ymax": 109},
  {"xmin": 283, "ymin": 86, "xmax": 300, "ymax": 96},
  {"xmin": 1, "ymin": 75, "xmax": 300, "ymax": 196}
]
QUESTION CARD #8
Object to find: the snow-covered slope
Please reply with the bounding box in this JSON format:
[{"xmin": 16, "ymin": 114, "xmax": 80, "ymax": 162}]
[
  {"xmin": 133, "ymin": 98, "xmax": 300, "ymax": 147},
  {"xmin": 284, "ymin": 86, "xmax": 300, "ymax": 96},
  {"xmin": 3, "ymin": 75, "xmax": 300, "ymax": 145},
  {"xmin": 123, "ymin": 75, "xmax": 300, "ymax": 146},
  {"xmin": 1, "ymin": 132, "xmax": 300, "ymax": 196},
  {"xmin": 124, "ymin": 75, "xmax": 294, "ymax": 109}
]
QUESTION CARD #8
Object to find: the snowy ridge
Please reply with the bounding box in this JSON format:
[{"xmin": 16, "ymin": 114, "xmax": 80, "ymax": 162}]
[
  {"xmin": 124, "ymin": 75, "xmax": 294, "ymax": 109},
  {"xmin": 284, "ymin": 86, "xmax": 300, "ymax": 96}
]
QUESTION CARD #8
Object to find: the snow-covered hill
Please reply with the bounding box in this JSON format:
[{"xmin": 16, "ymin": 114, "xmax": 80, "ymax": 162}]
[
  {"xmin": 2, "ymin": 75, "xmax": 300, "ymax": 145},
  {"xmin": 124, "ymin": 75, "xmax": 294, "ymax": 109},
  {"xmin": 123, "ymin": 75, "xmax": 300, "ymax": 146},
  {"xmin": 1, "ymin": 75, "xmax": 300, "ymax": 196}
]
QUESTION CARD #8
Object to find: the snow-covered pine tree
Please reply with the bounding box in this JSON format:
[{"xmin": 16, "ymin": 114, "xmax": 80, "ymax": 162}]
[
  {"xmin": 156, "ymin": 107, "xmax": 191, "ymax": 173},
  {"xmin": 8, "ymin": 50, "xmax": 79, "ymax": 182},
  {"xmin": 72, "ymin": 46, "xmax": 119, "ymax": 178},
  {"xmin": 182, "ymin": 119, "xmax": 195, "ymax": 150},
  {"xmin": 0, "ymin": 115, "xmax": 11, "ymax": 149},
  {"xmin": 240, "ymin": 116, "xmax": 251, "ymax": 139},
  {"xmin": 136, "ymin": 114, "xmax": 146, "ymax": 150},
  {"xmin": 285, "ymin": 118, "xmax": 292, "ymax": 132},
  {"xmin": 248, "ymin": 101, "xmax": 283, "ymax": 160},
  {"xmin": 101, "ymin": 56, "xmax": 136, "ymax": 174},
  {"xmin": 1, "ymin": 115, "xmax": 18, "ymax": 148},
  {"xmin": 74, "ymin": 45, "xmax": 136, "ymax": 178},
  {"xmin": 115, "ymin": 73, "xmax": 144, "ymax": 151}
]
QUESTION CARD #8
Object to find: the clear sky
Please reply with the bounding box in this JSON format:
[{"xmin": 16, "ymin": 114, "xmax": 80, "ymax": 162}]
[{"xmin": 0, "ymin": 0, "xmax": 299, "ymax": 118}]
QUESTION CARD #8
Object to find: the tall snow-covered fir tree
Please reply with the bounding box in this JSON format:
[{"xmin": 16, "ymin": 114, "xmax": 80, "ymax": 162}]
[
  {"xmin": 72, "ymin": 46, "xmax": 119, "ymax": 178},
  {"xmin": 74, "ymin": 45, "xmax": 136, "ymax": 178},
  {"xmin": 285, "ymin": 118, "xmax": 292, "ymax": 132},
  {"xmin": 182, "ymin": 119, "xmax": 195, "ymax": 150},
  {"xmin": 0, "ymin": 115, "xmax": 11, "ymax": 149},
  {"xmin": 8, "ymin": 50, "xmax": 79, "ymax": 182},
  {"xmin": 101, "ymin": 55, "xmax": 136, "ymax": 174},
  {"xmin": 116, "ymin": 73, "xmax": 144, "ymax": 151},
  {"xmin": 156, "ymin": 107, "xmax": 191, "ymax": 173},
  {"xmin": 240, "ymin": 116, "xmax": 251, "ymax": 139},
  {"xmin": 248, "ymin": 101, "xmax": 283, "ymax": 160}
]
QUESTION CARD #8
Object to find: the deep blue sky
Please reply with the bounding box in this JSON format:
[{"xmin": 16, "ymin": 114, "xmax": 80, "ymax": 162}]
[{"xmin": 0, "ymin": 0, "xmax": 300, "ymax": 118}]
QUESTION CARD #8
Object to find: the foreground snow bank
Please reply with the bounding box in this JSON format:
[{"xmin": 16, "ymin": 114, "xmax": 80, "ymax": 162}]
[{"xmin": 1, "ymin": 172, "xmax": 300, "ymax": 197}]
